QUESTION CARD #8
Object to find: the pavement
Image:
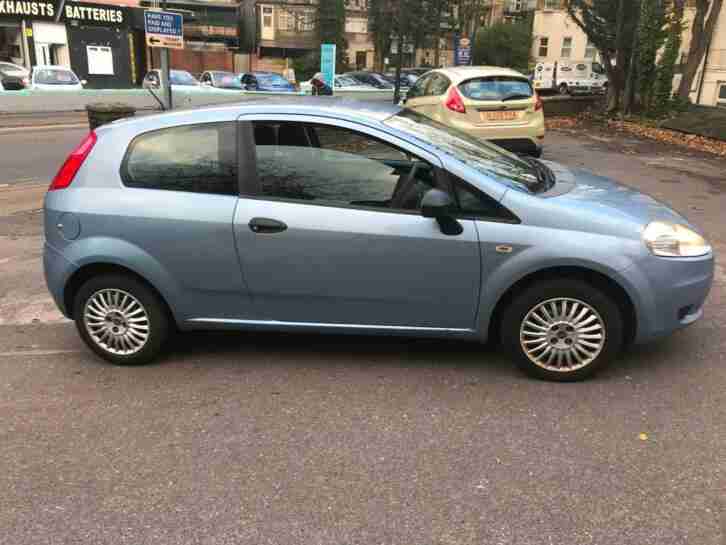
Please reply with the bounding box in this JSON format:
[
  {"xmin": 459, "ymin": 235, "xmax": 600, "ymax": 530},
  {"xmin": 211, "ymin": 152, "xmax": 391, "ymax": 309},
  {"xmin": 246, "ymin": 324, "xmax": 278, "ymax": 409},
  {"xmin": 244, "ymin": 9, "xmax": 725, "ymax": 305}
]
[{"xmin": 1, "ymin": 126, "xmax": 725, "ymax": 544}]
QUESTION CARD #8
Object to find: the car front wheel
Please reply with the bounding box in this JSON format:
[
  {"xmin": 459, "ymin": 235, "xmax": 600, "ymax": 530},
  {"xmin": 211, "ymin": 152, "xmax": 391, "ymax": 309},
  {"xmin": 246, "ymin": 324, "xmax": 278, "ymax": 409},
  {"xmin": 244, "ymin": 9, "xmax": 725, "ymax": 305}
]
[
  {"xmin": 74, "ymin": 274, "xmax": 170, "ymax": 365},
  {"xmin": 501, "ymin": 279, "xmax": 624, "ymax": 381}
]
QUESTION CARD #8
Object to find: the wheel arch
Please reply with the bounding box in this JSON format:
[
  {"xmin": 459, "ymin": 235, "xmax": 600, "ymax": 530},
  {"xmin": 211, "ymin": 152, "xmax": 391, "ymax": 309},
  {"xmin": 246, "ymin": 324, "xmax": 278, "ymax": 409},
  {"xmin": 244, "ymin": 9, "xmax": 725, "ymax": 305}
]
[
  {"xmin": 64, "ymin": 262, "xmax": 176, "ymax": 326},
  {"xmin": 487, "ymin": 265, "xmax": 637, "ymax": 347}
]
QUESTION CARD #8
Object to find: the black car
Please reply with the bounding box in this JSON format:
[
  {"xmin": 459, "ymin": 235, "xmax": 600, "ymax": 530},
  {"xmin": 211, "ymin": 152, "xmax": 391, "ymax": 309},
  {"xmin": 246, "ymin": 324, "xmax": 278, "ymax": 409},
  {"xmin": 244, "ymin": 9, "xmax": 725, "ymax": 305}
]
[{"xmin": 345, "ymin": 71, "xmax": 394, "ymax": 90}]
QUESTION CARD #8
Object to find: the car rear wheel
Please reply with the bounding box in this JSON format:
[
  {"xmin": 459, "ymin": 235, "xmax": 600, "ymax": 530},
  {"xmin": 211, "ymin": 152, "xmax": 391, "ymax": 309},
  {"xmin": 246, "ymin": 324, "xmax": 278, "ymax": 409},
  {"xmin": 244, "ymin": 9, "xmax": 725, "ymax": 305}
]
[
  {"xmin": 501, "ymin": 279, "xmax": 624, "ymax": 381},
  {"xmin": 558, "ymin": 83, "xmax": 569, "ymax": 95},
  {"xmin": 73, "ymin": 274, "xmax": 170, "ymax": 366}
]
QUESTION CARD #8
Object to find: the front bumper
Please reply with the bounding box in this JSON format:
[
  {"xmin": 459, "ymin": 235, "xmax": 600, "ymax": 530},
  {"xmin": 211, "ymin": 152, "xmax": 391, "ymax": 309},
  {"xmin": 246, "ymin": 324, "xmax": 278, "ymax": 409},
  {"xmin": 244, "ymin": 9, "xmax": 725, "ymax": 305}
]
[{"xmin": 626, "ymin": 252, "xmax": 715, "ymax": 343}]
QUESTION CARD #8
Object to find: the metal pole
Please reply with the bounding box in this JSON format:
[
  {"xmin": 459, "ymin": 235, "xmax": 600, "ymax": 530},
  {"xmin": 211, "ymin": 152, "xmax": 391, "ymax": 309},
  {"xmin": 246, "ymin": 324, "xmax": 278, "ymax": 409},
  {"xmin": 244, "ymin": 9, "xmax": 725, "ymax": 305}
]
[{"xmin": 159, "ymin": 0, "xmax": 172, "ymax": 109}]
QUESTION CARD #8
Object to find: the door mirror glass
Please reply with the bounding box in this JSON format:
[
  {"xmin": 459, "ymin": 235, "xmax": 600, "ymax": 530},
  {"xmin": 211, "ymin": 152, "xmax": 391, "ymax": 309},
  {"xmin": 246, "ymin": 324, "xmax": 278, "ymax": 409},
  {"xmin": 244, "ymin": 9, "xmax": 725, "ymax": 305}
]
[
  {"xmin": 421, "ymin": 188, "xmax": 454, "ymax": 218},
  {"xmin": 421, "ymin": 189, "xmax": 463, "ymax": 235}
]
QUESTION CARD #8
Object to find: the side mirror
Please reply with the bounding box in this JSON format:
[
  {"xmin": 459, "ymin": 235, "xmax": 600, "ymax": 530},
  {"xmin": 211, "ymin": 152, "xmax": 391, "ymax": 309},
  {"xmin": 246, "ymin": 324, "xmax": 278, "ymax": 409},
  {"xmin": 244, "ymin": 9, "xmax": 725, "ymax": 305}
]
[
  {"xmin": 421, "ymin": 189, "xmax": 463, "ymax": 236},
  {"xmin": 421, "ymin": 188, "xmax": 454, "ymax": 218}
]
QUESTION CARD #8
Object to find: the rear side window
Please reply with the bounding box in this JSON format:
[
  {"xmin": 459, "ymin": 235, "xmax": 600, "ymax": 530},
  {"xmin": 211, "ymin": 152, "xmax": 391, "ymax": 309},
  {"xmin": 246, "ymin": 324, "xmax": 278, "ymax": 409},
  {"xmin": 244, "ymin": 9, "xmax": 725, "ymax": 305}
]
[
  {"xmin": 459, "ymin": 77, "xmax": 533, "ymax": 101},
  {"xmin": 122, "ymin": 122, "xmax": 237, "ymax": 196},
  {"xmin": 428, "ymin": 73, "xmax": 451, "ymax": 96}
]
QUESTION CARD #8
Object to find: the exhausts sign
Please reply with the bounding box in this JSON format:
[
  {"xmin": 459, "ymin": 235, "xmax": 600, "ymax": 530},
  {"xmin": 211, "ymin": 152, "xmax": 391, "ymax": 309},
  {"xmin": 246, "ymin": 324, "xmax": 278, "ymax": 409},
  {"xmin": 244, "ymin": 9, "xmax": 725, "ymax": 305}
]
[{"xmin": 0, "ymin": 0, "xmax": 126, "ymax": 25}]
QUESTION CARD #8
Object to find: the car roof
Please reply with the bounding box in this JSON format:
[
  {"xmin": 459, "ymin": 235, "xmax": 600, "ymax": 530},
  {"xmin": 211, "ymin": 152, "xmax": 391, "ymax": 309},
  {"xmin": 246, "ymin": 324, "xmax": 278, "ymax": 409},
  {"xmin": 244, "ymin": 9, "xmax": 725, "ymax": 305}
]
[
  {"xmin": 34, "ymin": 65, "xmax": 74, "ymax": 71},
  {"xmin": 105, "ymin": 97, "xmax": 402, "ymax": 135},
  {"xmin": 432, "ymin": 66, "xmax": 529, "ymax": 83}
]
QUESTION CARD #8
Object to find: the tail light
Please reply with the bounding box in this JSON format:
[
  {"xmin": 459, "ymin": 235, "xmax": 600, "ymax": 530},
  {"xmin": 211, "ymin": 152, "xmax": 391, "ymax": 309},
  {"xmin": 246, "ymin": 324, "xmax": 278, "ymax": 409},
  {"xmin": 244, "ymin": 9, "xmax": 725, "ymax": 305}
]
[
  {"xmin": 49, "ymin": 131, "xmax": 97, "ymax": 191},
  {"xmin": 445, "ymin": 86, "xmax": 466, "ymax": 114},
  {"xmin": 534, "ymin": 92, "xmax": 543, "ymax": 112}
]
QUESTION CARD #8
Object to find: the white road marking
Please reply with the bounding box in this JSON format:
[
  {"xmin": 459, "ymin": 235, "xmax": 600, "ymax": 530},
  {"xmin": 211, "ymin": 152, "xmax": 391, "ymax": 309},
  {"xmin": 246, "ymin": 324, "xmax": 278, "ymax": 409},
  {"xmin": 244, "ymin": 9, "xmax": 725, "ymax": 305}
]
[{"xmin": 0, "ymin": 349, "xmax": 83, "ymax": 358}]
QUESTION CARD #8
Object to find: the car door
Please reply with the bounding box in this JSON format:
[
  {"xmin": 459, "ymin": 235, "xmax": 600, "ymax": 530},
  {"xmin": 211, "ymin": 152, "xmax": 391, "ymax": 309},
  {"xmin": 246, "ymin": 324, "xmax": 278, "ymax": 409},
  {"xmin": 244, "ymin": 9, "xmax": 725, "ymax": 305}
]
[{"xmin": 232, "ymin": 115, "xmax": 482, "ymax": 330}]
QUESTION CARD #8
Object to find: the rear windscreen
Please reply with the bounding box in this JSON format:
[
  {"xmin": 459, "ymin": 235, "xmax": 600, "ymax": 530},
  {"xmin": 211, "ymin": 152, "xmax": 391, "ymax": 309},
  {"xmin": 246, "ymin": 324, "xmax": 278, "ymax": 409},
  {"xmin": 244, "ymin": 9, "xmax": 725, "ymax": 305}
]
[{"xmin": 458, "ymin": 77, "xmax": 533, "ymax": 101}]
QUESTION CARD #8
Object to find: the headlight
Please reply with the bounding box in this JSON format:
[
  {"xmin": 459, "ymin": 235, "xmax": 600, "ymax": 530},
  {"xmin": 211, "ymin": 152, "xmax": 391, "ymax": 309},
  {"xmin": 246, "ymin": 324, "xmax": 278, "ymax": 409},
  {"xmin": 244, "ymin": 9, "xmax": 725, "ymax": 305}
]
[{"xmin": 643, "ymin": 221, "xmax": 711, "ymax": 257}]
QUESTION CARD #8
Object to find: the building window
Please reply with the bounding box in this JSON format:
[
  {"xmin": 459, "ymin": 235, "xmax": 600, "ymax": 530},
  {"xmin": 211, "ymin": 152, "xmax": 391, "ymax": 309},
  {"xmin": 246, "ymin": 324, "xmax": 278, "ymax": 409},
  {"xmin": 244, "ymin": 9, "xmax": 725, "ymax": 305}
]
[
  {"xmin": 717, "ymin": 84, "xmax": 726, "ymax": 108},
  {"xmin": 262, "ymin": 7, "xmax": 272, "ymax": 28},
  {"xmin": 278, "ymin": 10, "xmax": 294, "ymax": 31},
  {"xmin": 544, "ymin": 0, "xmax": 560, "ymax": 9},
  {"xmin": 561, "ymin": 37, "xmax": 572, "ymax": 58},
  {"xmin": 538, "ymin": 37, "xmax": 548, "ymax": 58},
  {"xmin": 298, "ymin": 10, "xmax": 315, "ymax": 31},
  {"xmin": 585, "ymin": 40, "xmax": 597, "ymax": 59},
  {"xmin": 345, "ymin": 17, "xmax": 368, "ymax": 34}
]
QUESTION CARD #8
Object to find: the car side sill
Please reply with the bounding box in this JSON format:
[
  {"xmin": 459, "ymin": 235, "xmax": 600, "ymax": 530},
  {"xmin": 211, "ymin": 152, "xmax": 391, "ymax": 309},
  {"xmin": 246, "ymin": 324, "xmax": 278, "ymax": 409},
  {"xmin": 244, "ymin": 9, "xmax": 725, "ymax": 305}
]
[{"xmin": 187, "ymin": 318, "xmax": 474, "ymax": 334}]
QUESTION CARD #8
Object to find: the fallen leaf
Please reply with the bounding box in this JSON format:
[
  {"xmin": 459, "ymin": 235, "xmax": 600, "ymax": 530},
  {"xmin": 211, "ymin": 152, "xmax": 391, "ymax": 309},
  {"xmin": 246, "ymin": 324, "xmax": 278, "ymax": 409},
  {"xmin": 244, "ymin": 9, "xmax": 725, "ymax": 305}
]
[{"xmin": 639, "ymin": 432, "xmax": 649, "ymax": 441}]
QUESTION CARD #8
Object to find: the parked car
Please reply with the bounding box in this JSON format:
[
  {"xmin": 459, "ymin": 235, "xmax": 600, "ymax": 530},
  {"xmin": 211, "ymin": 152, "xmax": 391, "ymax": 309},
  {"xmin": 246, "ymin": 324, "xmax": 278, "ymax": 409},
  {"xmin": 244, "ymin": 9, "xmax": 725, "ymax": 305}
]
[
  {"xmin": 0, "ymin": 61, "xmax": 29, "ymax": 79},
  {"xmin": 384, "ymin": 71, "xmax": 419, "ymax": 89},
  {"xmin": 404, "ymin": 66, "xmax": 545, "ymax": 157},
  {"xmin": 239, "ymin": 72, "xmax": 296, "ymax": 92},
  {"xmin": 199, "ymin": 71, "xmax": 243, "ymax": 90},
  {"xmin": 345, "ymin": 71, "xmax": 394, "ymax": 89},
  {"xmin": 43, "ymin": 98, "xmax": 714, "ymax": 381},
  {"xmin": 299, "ymin": 74, "xmax": 376, "ymax": 93},
  {"xmin": 142, "ymin": 69, "xmax": 200, "ymax": 90},
  {"xmin": 30, "ymin": 66, "xmax": 85, "ymax": 91},
  {"xmin": 0, "ymin": 68, "xmax": 28, "ymax": 90}
]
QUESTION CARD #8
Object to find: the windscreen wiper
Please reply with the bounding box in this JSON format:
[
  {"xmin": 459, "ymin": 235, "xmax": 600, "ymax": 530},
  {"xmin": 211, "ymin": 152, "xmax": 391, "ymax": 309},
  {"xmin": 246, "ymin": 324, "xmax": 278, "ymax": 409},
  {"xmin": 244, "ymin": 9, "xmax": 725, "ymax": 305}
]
[{"xmin": 522, "ymin": 157, "xmax": 556, "ymax": 192}]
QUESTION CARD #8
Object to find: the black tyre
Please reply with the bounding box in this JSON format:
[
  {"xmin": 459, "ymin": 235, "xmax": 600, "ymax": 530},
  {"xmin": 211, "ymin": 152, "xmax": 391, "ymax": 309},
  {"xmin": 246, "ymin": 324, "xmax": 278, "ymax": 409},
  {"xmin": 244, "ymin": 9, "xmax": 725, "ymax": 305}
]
[
  {"xmin": 73, "ymin": 274, "xmax": 171, "ymax": 366},
  {"xmin": 558, "ymin": 83, "xmax": 569, "ymax": 95},
  {"xmin": 501, "ymin": 279, "xmax": 624, "ymax": 381}
]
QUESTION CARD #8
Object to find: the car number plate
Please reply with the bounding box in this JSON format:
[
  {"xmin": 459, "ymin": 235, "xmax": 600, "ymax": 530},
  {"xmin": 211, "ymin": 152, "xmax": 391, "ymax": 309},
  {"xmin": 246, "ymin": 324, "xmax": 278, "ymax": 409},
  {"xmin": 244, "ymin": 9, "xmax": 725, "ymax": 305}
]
[{"xmin": 482, "ymin": 110, "xmax": 519, "ymax": 122}]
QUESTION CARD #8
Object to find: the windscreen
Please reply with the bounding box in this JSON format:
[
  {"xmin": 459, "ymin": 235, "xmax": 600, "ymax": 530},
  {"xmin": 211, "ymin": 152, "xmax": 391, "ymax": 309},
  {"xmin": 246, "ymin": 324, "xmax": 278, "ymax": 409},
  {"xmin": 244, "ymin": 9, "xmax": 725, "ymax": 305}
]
[
  {"xmin": 385, "ymin": 109, "xmax": 551, "ymax": 193},
  {"xmin": 35, "ymin": 69, "xmax": 79, "ymax": 85},
  {"xmin": 170, "ymin": 71, "xmax": 197, "ymax": 85},
  {"xmin": 256, "ymin": 73, "xmax": 290, "ymax": 85}
]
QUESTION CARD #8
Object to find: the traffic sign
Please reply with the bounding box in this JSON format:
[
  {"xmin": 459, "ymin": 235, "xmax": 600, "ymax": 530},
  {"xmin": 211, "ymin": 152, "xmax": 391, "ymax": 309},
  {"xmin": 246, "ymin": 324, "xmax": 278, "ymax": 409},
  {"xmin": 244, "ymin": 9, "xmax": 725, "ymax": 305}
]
[{"xmin": 144, "ymin": 10, "xmax": 184, "ymax": 50}]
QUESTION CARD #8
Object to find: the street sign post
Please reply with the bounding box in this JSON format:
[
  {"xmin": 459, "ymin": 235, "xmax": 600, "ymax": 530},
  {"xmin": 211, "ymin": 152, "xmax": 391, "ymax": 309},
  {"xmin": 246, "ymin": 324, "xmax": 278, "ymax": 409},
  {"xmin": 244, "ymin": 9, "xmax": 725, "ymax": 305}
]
[
  {"xmin": 320, "ymin": 43, "xmax": 336, "ymax": 92},
  {"xmin": 144, "ymin": 10, "xmax": 184, "ymax": 50}
]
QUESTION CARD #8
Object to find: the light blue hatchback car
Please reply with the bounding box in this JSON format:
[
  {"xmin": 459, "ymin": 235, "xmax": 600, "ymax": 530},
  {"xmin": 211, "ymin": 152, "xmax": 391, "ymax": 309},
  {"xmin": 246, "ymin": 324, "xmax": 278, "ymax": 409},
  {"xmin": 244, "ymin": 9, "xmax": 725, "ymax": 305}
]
[{"xmin": 43, "ymin": 98, "xmax": 714, "ymax": 381}]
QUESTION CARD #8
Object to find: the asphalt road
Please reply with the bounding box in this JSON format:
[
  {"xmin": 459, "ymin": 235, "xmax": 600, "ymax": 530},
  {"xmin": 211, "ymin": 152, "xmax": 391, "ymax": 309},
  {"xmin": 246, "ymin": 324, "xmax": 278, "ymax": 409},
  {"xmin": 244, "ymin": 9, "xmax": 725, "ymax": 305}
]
[
  {"xmin": 1, "ymin": 125, "xmax": 725, "ymax": 544},
  {"xmin": 0, "ymin": 126, "xmax": 88, "ymax": 186}
]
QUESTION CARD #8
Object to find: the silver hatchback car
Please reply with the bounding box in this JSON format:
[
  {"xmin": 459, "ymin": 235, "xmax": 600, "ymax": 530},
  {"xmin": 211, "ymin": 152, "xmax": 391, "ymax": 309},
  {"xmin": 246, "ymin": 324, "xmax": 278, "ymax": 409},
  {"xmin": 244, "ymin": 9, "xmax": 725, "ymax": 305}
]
[{"xmin": 43, "ymin": 99, "xmax": 714, "ymax": 381}]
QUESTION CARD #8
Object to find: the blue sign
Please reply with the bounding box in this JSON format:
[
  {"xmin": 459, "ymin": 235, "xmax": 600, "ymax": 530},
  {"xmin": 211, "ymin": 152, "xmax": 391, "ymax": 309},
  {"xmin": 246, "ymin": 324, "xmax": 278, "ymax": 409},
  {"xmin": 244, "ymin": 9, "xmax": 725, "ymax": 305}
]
[
  {"xmin": 144, "ymin": 10, "xmax": 184, "ymax": 49},
  {"xmin": 320, "ymin": 43, "xmax": 336, "ymax": 90},
  {"xmin": 455, "ymin": 35, "xmax": 472, "ymax": 66}
]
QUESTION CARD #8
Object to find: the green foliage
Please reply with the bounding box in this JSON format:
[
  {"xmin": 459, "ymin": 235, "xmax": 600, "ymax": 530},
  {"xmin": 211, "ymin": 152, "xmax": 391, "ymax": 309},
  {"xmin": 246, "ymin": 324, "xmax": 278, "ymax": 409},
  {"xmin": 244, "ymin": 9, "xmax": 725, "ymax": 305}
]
[
  {"xmin": 636, "ymin": 0, "xmax": 667, "ymax": 112},
  {"xmin": 291, "ymin": 51, "xmax": 321, "ymax": 82},
  {"xmin": 318, "ymin": 0, "xmax": 349, "ymax": 70},
  {"xmin": 651, "ymin": 5, "xmax": 684, "ymax": 118},
  {"xmin": 472, "ymin": 21, "xmax": 532, "ymax": 72}
]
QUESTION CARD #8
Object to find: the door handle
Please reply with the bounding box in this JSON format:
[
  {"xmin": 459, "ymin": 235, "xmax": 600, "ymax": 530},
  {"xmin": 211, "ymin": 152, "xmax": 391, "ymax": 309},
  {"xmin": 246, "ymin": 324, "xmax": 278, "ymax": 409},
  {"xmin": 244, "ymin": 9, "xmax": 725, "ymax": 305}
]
[{"xmin": 249, "ymin": 217, "xmax": 287, "ymax": 234}]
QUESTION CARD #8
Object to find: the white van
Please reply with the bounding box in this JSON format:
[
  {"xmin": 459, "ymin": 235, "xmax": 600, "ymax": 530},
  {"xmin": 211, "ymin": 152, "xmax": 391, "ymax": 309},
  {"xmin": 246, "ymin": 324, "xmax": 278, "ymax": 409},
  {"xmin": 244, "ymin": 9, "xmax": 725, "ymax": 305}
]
[{"xmin": 533, "ymin": 60, "xmax": 607, "ymax": 95}]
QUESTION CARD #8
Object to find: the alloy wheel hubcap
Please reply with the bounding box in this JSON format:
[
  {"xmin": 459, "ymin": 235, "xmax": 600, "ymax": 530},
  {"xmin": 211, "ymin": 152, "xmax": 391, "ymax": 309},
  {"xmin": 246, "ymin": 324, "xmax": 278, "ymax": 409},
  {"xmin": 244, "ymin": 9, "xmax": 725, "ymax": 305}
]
[
  {"xmin": 520, "ymin": 297, "xmax": 606, "ymax": 372},
  {"xmin": 83, "ymin": 289, "xmax": 150, "ymax": 355}
]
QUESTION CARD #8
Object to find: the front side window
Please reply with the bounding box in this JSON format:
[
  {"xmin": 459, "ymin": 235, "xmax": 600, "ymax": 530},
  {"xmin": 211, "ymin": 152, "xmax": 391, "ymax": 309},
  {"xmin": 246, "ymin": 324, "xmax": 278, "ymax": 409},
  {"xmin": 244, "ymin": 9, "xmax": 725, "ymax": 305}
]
[
  {"xmin": 428, "ymin": 73, "xmax": 451, "ymax": 96},
  {"xmin": 386, "ymin": 109, "xmax": 549, "ymax": 194},
  {"xmin": 538, "ymin": 37, "xmax": 549, "ymax": 58},
  {"xmin": 169, "ymin": 70, "xmax": 197, "ymax": 86},
  {"xmin": 123, "ymin": 123, "xmax": 237, "ymax": 196},
  {"xmin": 252, "ymin": 122, "xmax": 436, "ymax": 211},
  {"xmin": 459, "ymin": 76, "xmax": 533, "ymax": 101},
  {"xmin": 453, "ymin": 178, "xmax": 518, "ymax": 222},
  {"xmin": 408, "ymin": 73, "xmax": 433, "ymax": 98}
]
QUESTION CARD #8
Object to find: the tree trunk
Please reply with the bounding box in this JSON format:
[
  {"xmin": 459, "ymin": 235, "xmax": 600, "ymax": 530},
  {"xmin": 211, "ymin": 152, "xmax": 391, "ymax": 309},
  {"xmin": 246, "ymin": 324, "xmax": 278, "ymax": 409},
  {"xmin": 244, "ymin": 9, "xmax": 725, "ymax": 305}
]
[{"xmin": 678, "ymin": 0, "xmax": 724, "ymax": 99}]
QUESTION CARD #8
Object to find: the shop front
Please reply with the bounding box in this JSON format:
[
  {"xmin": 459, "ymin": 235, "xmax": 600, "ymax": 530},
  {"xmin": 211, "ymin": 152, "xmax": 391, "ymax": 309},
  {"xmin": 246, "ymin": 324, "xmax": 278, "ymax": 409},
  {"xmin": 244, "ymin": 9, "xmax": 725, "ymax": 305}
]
[{"xmin": 0, "ymin": 0, "xmax": 132, "ymax": 87}]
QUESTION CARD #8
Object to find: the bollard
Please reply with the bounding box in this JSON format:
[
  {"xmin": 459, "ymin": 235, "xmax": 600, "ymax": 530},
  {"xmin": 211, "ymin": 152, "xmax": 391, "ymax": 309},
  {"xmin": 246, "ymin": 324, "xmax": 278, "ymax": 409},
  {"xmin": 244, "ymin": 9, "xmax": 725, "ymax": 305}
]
[{"xmin": 86, "ymin": 103, "xmax": 137, "ymax": 130}]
